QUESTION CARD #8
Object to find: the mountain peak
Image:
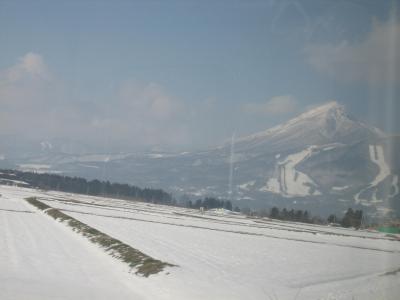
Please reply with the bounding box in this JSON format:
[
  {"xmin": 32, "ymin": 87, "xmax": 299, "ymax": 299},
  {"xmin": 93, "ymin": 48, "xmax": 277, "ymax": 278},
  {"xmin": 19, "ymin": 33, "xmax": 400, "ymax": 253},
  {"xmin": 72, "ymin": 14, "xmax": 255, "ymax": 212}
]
[
  {"xmin": 237, "ymin": 101, "xmax": 348, "ymax": 142},
  {"xmin": 297, "ymin": 101, "xmax": 344, "ymax": 120},
  {"xmin": 310, "ymin": 100, "xmax": 341, "ymax": 111},
  {"xmin": 233, "ymin": 101, "xmax": 384, "ymax": 153}
]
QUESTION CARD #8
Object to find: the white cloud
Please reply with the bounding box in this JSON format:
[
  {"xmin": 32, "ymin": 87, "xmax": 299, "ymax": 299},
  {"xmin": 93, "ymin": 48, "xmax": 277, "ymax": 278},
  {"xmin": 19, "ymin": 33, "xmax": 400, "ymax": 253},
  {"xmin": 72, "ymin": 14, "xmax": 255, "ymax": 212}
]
[
  {"xmin": 0, "ymin": 54, "xmax": 220, "ymax": 151},
  {"xmin": 305, "ymin": 15, "xmax": 400, "ymax": 84},
  {"xmin": 0, "ymin": 54, "xmax": 190, "ymax": 149},
  {"xmin": 244, "ymin": 95, "xmax": 298, "ymax": 115},
  {"xmin": 16, "ymin": 52, "xmax": 49, "ymax": 78},
  {"xmin": 83, "ymin": 79, "xmax": 190, "ymax": 149},
  {"xmin": 0, "ymin": 52, "xmax": 54, "ymax": 111},
  {"xmin": 3, "ymin": 52, "xmax": 50, "ymax": 82},
  {"xmin": 118, "ymin": 81, "xmax": 180, "ymax": 120}
]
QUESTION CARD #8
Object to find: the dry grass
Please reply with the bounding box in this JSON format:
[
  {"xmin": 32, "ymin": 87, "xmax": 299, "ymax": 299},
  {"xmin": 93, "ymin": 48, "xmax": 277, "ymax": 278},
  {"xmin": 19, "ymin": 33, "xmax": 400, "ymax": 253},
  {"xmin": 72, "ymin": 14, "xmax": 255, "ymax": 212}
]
[{"xmin": 26, "ymin": 197, "xmax": 175, "ymax": 277}]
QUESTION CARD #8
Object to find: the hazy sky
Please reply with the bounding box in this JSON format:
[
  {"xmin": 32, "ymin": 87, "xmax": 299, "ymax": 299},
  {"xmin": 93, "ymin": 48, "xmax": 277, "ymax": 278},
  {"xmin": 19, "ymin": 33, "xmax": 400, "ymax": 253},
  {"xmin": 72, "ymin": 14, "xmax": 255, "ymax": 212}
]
[{"xmin": 0, "ymin": 0, "xmax": 399, "ymax": 152}]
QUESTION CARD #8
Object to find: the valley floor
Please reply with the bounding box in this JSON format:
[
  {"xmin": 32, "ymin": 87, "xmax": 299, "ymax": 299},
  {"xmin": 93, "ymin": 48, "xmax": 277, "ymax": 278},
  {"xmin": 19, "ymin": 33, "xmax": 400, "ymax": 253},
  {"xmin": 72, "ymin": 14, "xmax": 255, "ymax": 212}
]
[{"xmin": 1, "ymin": 185, "xmax": 400, "ymax": 300}]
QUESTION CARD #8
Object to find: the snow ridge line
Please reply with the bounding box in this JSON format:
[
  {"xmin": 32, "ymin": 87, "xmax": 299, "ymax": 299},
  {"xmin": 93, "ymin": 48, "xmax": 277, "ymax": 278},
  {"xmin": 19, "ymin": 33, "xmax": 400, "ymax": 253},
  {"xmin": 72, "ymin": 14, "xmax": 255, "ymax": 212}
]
[{"xmin": 25, "ymin": 197, "xmax": 176, "ymax": 277}]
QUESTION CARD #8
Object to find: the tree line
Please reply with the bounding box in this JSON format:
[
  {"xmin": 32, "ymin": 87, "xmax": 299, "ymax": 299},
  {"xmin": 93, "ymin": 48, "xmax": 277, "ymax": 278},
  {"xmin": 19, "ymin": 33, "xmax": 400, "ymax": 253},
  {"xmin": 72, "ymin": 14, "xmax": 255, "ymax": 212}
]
[
  {"xmin": 239, "ymin": 206, "xmax": 364, "ymax": 229},
  {"xmin": 0, "ymin": 169, "xmax": 234, "ymax": 211},
  {"xmin": 186, "ymin": 197, "xmax": 233, "ymax": 211},
  {"xmin": 1, "ymin": 169, "xmax": 234, "ymax": 211},
  {"xmin": 327, "ymin": 208, "xmax": 363, "ymax": 228},
  {"xmin": 0, "ymin": 169, "xmax": 364, "ymax": 227},
  {"xmin": 0, "ymin": 169, "xmax": 173, "ymax": 205},
  {"xmin": 269, "ymin": 207, "xmax": 311, "ymax": 223}
]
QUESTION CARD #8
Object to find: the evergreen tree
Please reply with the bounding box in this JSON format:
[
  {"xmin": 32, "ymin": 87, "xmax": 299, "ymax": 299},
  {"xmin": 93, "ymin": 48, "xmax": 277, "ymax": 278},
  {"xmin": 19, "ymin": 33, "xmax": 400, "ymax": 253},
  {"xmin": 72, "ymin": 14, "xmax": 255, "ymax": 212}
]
[
  {"xmin": 327, "ymin": 214, "xmax": 337, "ymax": 223},
  {"xmin": 341, "ymin": 208, "xmax": 354, "ymax": 227},
  {"xmin": 270, "ymin": 207, "xmax": 280, "ymax": 219},
  {"xmin": 341, "ymin": 208, "xmax": 362, "ymax": 228},
  {"xmin": 295, "ymin": 210, "xmax": 303, "ymax": 222},
  {"xmin": 281, "ymin": 208, "xmax": 288, "ymax": 220},
  {"xmin": 302, "ymin": 210, "xmax": 310, "ymax": 223},
  {"xmin": 224, "ymin": 200, "xmax": 233, "ymax": 211}
]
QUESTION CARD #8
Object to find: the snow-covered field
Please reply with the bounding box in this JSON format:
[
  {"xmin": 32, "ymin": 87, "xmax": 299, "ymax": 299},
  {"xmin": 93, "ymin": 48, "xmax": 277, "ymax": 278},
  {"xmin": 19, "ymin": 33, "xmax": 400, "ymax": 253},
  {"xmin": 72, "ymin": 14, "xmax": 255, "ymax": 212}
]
[{"xmin": 1, "ymin": 185, "xmax": 400, "ymax": 300}]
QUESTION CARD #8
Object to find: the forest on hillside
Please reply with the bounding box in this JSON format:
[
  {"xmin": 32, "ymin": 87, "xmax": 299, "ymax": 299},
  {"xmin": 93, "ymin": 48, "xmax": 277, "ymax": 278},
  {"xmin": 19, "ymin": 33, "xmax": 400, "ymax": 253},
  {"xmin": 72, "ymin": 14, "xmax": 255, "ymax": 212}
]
[{"xmin": 0, "ymin": 169, "xmax": 173, "ymax": 205}]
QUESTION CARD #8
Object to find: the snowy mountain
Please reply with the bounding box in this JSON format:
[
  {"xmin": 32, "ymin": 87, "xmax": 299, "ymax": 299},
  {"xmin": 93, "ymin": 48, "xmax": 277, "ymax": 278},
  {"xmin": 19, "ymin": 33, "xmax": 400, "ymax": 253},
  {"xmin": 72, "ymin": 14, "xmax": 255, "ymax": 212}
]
[
  {"xmin": 231, "ymin": 101, "xmax": 384, "ymax": 155},
  {"xmin": 1, "ymin": 102, "xmax": 399, "ymax": 218}
]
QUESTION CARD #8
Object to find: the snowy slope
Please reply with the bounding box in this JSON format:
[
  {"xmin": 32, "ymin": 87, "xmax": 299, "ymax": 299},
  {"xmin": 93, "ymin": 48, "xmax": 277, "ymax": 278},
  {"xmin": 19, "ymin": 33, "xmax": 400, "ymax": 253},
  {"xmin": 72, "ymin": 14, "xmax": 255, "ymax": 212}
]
[
  {"xmin": 262, "ymin": 146, "xmax": 321, "ymax": 197},
  {"xmin": 232, "ymin": 101, "xmax": 384, "ymax": 155},
  {"xmin": 368, "ymin": 145, "xmax": 390, "ymax": 187},
  {"xmin": 355, "ymin": 144, "xmax": 399, "ymax": 204},
  {"xmin": 0, "ymin": 188, "xmax": 146, "ymax": 300},
  {"xmin": 2, "ymin": 185, "xmax": 399, "ymax": 300}
]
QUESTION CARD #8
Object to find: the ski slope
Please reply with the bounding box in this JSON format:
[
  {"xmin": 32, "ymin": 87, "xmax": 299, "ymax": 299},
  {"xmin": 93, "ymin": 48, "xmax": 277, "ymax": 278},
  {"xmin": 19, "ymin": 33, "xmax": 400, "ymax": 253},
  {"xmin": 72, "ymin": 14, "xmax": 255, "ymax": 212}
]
[
  {"xmin": 368, "ymin": 145, "xmax": 390, "ymax": 187},
  {"xmin": 1, "ymin": 185, "xmax": 400, "ymax": 300},
  {"xmin": 355, "ymin": 144, "xmax": 397, "ymax": 204},
  {"xmin": 263, "ymin": 147, "xmax": 321, "ymax": 197}
]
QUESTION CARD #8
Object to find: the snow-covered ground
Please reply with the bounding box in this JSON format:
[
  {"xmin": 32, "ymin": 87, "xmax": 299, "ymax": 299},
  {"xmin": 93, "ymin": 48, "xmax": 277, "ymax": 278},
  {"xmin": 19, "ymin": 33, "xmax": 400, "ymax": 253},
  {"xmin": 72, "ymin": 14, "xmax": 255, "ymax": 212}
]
[
  {"xmin": 0, "ymin": 188, "xmax": 147, "ymax": 300},
  {"xmin": 1, "ymin": 185, "xmax": 400, "ymax": 300}
]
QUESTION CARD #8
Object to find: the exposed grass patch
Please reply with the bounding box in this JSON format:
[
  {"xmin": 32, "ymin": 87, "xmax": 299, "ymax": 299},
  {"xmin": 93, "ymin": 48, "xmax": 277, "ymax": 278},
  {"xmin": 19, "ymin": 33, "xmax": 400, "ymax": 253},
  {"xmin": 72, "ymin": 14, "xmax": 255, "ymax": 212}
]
[
  {"xmin": 25, "ymin": 197, "xmax": 175, "ymax": 277},
  {"xmin": 0, "ymin": 208, "xmax": 33, "ymax": 213},
  {"xmin": 381, "ymin": 267, "xmax": 400, "ymax": 276},
  {"xmin": 26, "ymin": 197, "xmax": 51, "ymax": 210}
]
